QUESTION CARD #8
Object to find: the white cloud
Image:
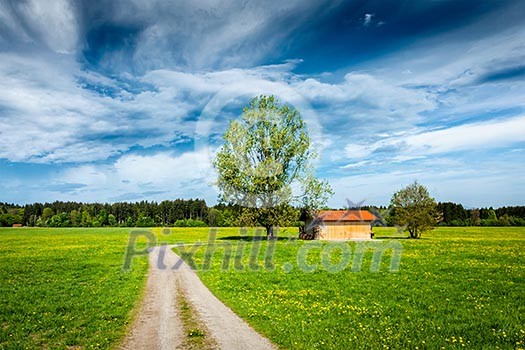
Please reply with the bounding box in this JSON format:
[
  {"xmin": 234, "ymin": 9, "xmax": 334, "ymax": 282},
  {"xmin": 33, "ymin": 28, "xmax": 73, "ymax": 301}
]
[
  {"xmin": 0, "ymin": 0, "xmax": 78, "ymax": 53},
  {"xmin": 0, "ymin": 0, "xmax": 523, "ymax": 208},
  {"xmin": 0, "ymin": 53, "xmax": 108, "ymax": 161},
  {"xmin": 0, "ymin": 31, "xmax": 521, "ymax": 183},
  {"xmin": 91, "ymin": 0, "xmax": 343, "ymax": 71},
  {"xmin": 297, "ymin": 72, "xmax": 436, "ymax": 115},
  {"xmin": 1, "ymin": 1, "xmax": 343, "ymax": 72},
  {"xmin": 292, "ymin": 72, "xmax": 437, "ymax": 140},
  {"xmin": 344, "ymin": 115, "xmax": 525, "ymax": 161},
  {"xmin": 343, "ymin": 144, "xmax": 374, "ymax": 160},
  {"xmin": 114, "ymin": 151, "xmax": 211, "ymax": 185},
  {"xmin": 58, "ymin": 149, "xmax": 218, "ymax": 203},
  {"xmin": 364, "ymin": 13, "xmax": 525, "ymax": 118},
  {"xmin": 16, "ymin": 0, "xmax": 78, "ymax": 54},
  {"xmin": 0, "ymin": 51, "xmax": 345, "ymax": 164},
  {"xmin": 363, "ymin": 13, "xmax": 374, "ymax": 26},
  {"xmin": 328, "ymin": 162, "xmax": 525, "ymax": 208},
  {"xmin": 400, "ymin": 116, "xmax": 525, "ymax": 155},
  {"xmin": 341, "ymin": 160, "xmax": 373, "ymax": 169},
  {"xmin": 0, "ymin": 2, "xmax": 30, "ymax": 45}
]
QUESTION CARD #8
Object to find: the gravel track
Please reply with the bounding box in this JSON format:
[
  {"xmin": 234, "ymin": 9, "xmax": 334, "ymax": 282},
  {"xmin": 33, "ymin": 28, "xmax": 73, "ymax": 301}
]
[{"xmin": 120, "ymin": 245, "xmax": 275, "ymax": 350}]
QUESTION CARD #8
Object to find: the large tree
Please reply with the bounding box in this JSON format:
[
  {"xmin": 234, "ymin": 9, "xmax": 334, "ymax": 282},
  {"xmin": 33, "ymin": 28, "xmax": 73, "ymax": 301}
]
[
  {"xmin": 389, "ymin": 181, "xmax": 438, "ymax": 239},
  {"xmin": 214, "ymin": 95, "xmax": 332, "ymax": 237}
]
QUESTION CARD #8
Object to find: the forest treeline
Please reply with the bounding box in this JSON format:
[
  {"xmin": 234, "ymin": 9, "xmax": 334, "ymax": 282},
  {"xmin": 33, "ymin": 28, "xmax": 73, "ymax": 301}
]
[
  {"xmin": 0, "ymin": 199, "xmax": 209, "ymax": 228},
  {"xmin": 0, "ymin": 200, "xmax": 524, "ymax": 227},
  {"xmin": 436, "ymin": 202, "xmax": 525, "ymax": 226}
]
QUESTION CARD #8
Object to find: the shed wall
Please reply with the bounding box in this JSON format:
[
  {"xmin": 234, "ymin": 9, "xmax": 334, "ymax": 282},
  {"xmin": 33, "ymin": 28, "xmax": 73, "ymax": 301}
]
[{"xmin": 319, "ymin": 222, "xmax": 372, "ymax": 240}]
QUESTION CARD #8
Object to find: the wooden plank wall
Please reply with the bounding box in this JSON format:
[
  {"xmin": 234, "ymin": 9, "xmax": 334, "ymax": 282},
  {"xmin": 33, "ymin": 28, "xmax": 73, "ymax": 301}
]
[{"xmin": 320, "ymin": 222, "xmax": 372, "ymax": 240}]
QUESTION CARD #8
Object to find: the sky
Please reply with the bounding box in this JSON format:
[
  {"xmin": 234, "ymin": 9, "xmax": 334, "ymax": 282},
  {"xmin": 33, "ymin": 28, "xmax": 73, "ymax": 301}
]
[{"xmin": 0, "ymin": 0, "xmax": 524, "ymax": 208}]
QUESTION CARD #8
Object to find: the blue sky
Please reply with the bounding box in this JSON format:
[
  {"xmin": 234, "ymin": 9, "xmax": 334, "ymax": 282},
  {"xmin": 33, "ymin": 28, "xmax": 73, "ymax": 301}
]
[{"xmin": 0, "ymin": 0, "xmax": 524, "ymax": 207}]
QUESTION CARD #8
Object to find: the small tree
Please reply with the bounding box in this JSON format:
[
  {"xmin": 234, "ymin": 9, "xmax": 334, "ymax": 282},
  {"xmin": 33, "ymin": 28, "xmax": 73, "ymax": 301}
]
[
  {"xmin": 207, "ymin": 208, "xmax": 224, "ymax": 227},
  {"xmin": 214, "ymin": 95, "xmax": 332, "ymax": 238},
  {"xmin": 108, "ymin": 214, "xmax": 117, "ymax": 226},
  {"xmin": 69, "ymin": 210, "xmax": 81, "ymax": 226},
  {"xmin": 81, "ymin": 208, "xmax": 92, "ymax": 227},
  {"xmin": 98, "ymin": 209, "xmax": 108, "ymax": 226},
  {"xmin": 42, "ymin": 207, "xmax": 54, "ymax": 224},
  {"xmin": 389, "ymin": 181, "xmax": 438, "ymax": 239}
]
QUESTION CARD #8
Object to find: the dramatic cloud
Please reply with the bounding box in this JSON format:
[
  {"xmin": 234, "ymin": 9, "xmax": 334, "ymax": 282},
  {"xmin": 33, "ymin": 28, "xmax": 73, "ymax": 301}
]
[
  {"xmin": 0, "ymin": 0, "xmax": 78, "ymax": 52},
  {"xmin": 75, "ymin": 0, "xmax": 344, "ymax": 72},
  {"xmin": 57, "ymin": 149, "xmax": 216, "ymax": 203},
  {"xmin": 0, "ymin": 51, "xmax": 434, "ymax": 165},
  {"xmin": 343, "ymin": 116, "xmax": 525, "ymax": 162},
  {"xmin": 294, "ymin": 72, "xmax": 436, "ymax": 126},
  {"xmin": 0, "ymin": 0, "xmax": 524, "ymax": 206}
]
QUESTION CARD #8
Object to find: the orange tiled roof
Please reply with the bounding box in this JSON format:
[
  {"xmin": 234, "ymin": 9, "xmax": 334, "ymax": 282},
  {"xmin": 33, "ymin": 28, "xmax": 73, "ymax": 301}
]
[{"xmin": 317, "ymin": 210, "xmax": 376, "ymax": 222}]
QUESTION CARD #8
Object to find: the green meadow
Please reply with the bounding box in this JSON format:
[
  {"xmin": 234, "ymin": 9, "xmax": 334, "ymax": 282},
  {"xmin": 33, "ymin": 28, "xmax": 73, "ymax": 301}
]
[
  {"xmin": 184, "ymin": 227, "xmax": 525, "ymax": 349},
  {"xmin": 0, "ymin": 228, "xmax": 148, "ymax": 349},
  {"xmin": 0, "ymin": 227, "xmax": 235, "ymax": 349},
  {"xmin": 1, "ymin": 227, "xmax": 524, "ymax": 349}
]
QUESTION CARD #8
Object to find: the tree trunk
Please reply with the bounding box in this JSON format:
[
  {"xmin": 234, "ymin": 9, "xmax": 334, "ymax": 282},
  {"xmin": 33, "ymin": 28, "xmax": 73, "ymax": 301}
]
[
  {"xmin": 408, "ymin": 227, "xmax": 419, "ymax": 239},
  {"xmin": 266, "ymin": 225, "xmax": 274, "ymax": 240}
]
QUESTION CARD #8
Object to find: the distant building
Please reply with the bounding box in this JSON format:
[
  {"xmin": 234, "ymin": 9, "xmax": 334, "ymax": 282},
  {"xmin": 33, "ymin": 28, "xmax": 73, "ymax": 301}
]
[{"xmin": 303, "ymin": 210, "xmax": 376, "ymax": 240}]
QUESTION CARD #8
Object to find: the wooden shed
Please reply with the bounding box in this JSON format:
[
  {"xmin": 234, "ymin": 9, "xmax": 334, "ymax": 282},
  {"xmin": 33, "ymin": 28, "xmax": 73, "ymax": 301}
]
[{"xmin": 304, "ymin": 210, "xmax": 376, "ymax": 240}]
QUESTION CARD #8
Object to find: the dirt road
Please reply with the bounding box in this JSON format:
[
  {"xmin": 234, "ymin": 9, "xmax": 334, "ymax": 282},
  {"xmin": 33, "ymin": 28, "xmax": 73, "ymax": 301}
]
[{"xmin": 120, "ymin": 245, "xmax": 275, "ymax": 350}]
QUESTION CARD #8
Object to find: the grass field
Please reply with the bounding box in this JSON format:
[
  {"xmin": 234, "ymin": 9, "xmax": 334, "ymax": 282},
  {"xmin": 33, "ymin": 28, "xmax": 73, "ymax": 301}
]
[
  {"xmin": 177, "ymin": 227, "xmax": 525, "ymax": 349},
  {"xmin": 0, "ymin": 228, "xmax": 149, "ymax": 349},
  {"xmin": 0, "ymin": 227, "xmax": 237, "ymax": 349},
  {"xmin": 1, "ymin": 227, "xmax": 524, "ymax": 349}
]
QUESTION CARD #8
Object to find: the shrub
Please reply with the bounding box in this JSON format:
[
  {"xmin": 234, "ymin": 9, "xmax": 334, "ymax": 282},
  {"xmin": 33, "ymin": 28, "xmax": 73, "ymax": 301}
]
[
  {"xmin": 136, "ymin": 216, "xmax": 155, "ymax": 227},
  {"xmin": 174, "ymin": 219, "xmax": 207, "ymax": 227}
]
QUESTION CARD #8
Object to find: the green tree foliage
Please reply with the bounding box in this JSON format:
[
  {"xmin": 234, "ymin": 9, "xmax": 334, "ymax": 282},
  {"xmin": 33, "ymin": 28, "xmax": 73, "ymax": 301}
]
[
  {"xmin": 390, "ymin": 181, "xmax": 438, "ymax": 239},
  {"xmin": 126, "ymin": 216, "xmax": 135, "ymax": 227},
  {"xmin": 81, "ymin": 208, "xmax": 92, "ymax": 227},
  {"xmin": 42, "ymin": 207, "xmax": 54, "ymax": 224},
  {"xmin": 1, "ymin": 200, "xmax": 525, "ymax": 228},
  {"xmin": 173, "ymin": 218, "xmax": 207, "ymax": 227},
  {"xmin": 48, "ymin": 212, "xmax": 71, "ymax": 227},
  {"xmin": 207, "ymin": 208, "xmax": 224, "ymax": 227},
  {"xmin": 69, "ymin": 210, "xmax": 81, "ymax": 226},
  {"xmin": 470, "ymin": 208, "xmax": 481, "ymax": 226},
  {"xmin": 237, "ymin": 205, "xmax": 299, "ymax": 229},
  {"xmin": 0, "ymin": 208, "xmax": 23, "ymax": 226},
  {"xmin": 438, "ymin": 202, "xmax": 468, "ymax": 226},
  {"xmin": 107, "ymin": 214, "xmax": 117, "ymax": 226},
  {"xmin": 214, "ymin": 95, "xmax": 332, "ymax": 237},
  {"xmin": 97, "ymin": 209, "xmax": 108, "ymax": 226},
  {"xmin": 0, "ymin": 200, "xmax": 209, "ymax": 227},
  {"xmin": 135, "ymin": 216, "xmax": 155, "ymax": 227}
]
